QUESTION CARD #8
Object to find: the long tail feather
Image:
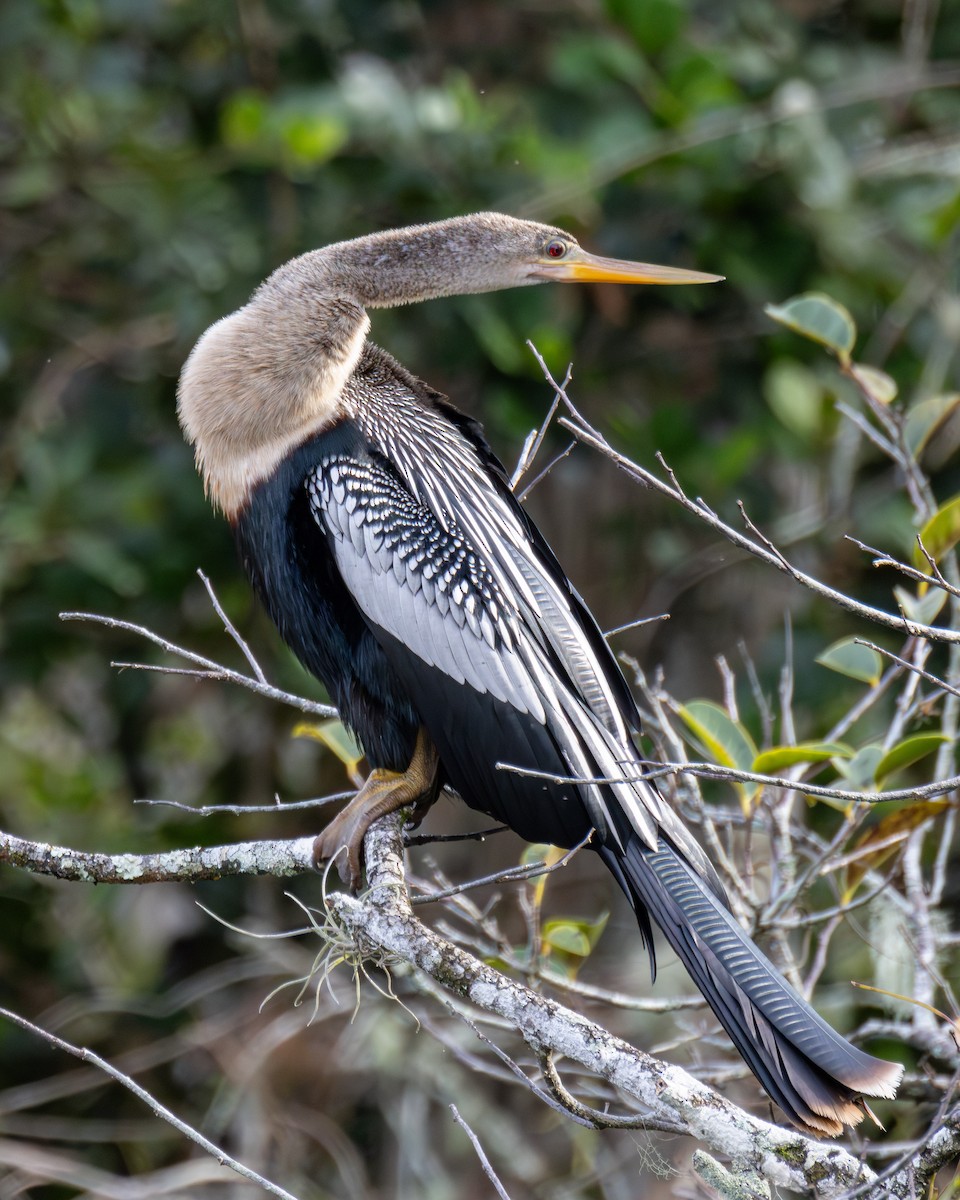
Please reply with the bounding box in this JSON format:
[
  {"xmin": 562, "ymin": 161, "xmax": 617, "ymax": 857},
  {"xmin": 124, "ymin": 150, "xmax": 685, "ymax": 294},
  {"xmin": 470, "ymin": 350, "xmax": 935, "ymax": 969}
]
[{"xmin": 600, "ymin": 832, "xmax": 903, "ymax": 1137}]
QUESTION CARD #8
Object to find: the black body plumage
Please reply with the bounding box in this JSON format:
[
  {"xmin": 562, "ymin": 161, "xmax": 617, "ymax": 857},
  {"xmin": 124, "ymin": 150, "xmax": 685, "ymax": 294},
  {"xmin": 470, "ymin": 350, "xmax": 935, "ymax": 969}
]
[
  {"xmin": 234, "ymin": 417, "xmax": 421, "ymax": 770},
  {"xmin": 230, "ymin": 341, "xmax": 899, "ymax": 1135},
  {"xmin": 180, "ymin": 214, "xmax": 901, "ymax": 1137}
]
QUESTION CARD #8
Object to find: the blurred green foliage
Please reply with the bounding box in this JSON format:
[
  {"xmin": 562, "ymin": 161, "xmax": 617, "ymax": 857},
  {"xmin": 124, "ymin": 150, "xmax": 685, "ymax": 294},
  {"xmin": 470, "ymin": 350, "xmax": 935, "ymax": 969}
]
[{"xmin": 1, "ymin": 0, "xmax": 959, "ymax": 1194}]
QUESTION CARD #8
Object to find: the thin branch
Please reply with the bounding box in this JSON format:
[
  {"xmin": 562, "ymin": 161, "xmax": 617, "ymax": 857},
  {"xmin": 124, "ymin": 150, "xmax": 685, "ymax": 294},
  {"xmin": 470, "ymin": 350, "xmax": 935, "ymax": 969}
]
[
  {"xmin": 803, "ymin": 911, "xmax": 844, "ymax": 995},
  {"xmin": 498, "ymin": 758, "xmax": 960, "ymax": 805},
  {"xmin": 60, "ymin": 612, "xmax": 336, "ymax": 716},
  {"xmin": 527, "ymin": 390, "xmax": 960, "ymax": 641},
  {"xmin": 739, "ymin": 640, "xmax": 774, "ymax": 748},
  {"xmin": 816, "ymin": 832, "xmax": 910, "ymax": 876},
  {"xmin": 840, "ymin": 361, "xmax": 937, "ymax": 521},
  {"xmin": 761, "ymin": 805, "xmax": 867, "ymax": 926},
  {"xmin": 409, "ymin": 831, "xmax": 593, "ymax": 906},
  {"xmin": 846, "ymin": 537, "xmax": 960, "ymax": 599},
  {"xmin": 197, "ymin": 568, "xmax": 268, "ymax": 684},
  {"xmin": 0, "ymin": 1007, "xmax": 300, "ymax": 1200},
  {"xmin": 771, "ymin": 874, "xmax": 894, "ymax": 930},
  {"xmin": 834, "ymin": 402, "xmax": 900, "ymax": 459},
  {"xmin": 508, "ymin": 362, "xmax": 570, "ymax": 491},
  {"xmin": 403, "ymin": 824, "xmax": 509, "ymax": 847},
  {"xmin": 510, "ymin": 965, "xmax": 705, "ymax": 1015},
  {"xmin": 716, "ymin": 654, "xmax": 739, "ymax": 723},
  {"xmin": 134, "ymin": 791, "xmax": 353, "ymax": 816},
  {"xmin": 449, "ymin": 1105, "xmax": 513, "ymax": 1199},
  {"xmin": 605, "ymin": 612, "xmax": 670, "ymax": 638},
  {"xmin": 515, "ymin": 440, "xmax": 576, "ymax": 503},
  {"xmin": 537, "ymin": 1049, "xmax": 665, "ymax": 1131},
  {"xmin": 411, "ymin": 890, "xmax": 705, "ymax": 1012},
  {"xmin": 420, "ymin": 984, "xmax": 599, "ymax": 1126},
  {"xmin": 823, "ymin": 663, "xmax": 903, "ymax": 743},
  {"xmin": 855, "ymin": 637, "xmax": 960, "ymax": 701}
]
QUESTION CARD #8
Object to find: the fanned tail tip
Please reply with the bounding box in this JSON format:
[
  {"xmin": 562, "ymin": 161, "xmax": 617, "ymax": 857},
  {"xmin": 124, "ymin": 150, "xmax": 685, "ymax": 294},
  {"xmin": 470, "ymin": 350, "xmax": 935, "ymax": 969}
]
[{"xmin": 605, "ymin": 833, "xmax": 903, "ymax": 1138}]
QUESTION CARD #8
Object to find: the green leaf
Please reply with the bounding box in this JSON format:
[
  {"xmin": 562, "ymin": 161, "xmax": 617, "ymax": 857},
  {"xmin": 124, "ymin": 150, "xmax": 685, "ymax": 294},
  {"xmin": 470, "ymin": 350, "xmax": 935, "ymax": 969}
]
[
  {"xmin": 893, "ymin": 585, "xmax": 947, "ymax": 626},
  {"xmin": 542, "ymin": 912, "xmax": 609, "ymax": 958},
  {"xmin": 675, "ymin": 700, "xmax": 757, "ymax": 807},
  {"xmin": 65, "ymin": 531, "xmax": 145, "ymax": 596},
  {"xmin": 605, "ymin": 0, "xmax": 685, "ymax": 54},
  {"xmin": 460, "ymin": 297, "xmax": 527, "ymax": 373},
  {"xmin": 904, "ymin": 393, "xmax": 960, "ymax": 460},
  {"xmin": 521, "ymin": 843, "xmax": 567, "ymax": 909},
  {"xmin": 849, "ymin": 363, "xmax": 897, "ymax": 405},
  {"xmin": 815, "ymin": 637, "xmax": 882, "ymax": 685},
  {"xmin": 765, "ymin": 293, "xmax": 856, "ymax": 364},
  {"xmin": 753, "ymin": 742, "xmax": 852, "ymax": 774},
  {"xmin": 844, "ymin": 800, "xmax": 948, "ymax": 898},
  {"xmin": 675, "ymin": 700, "xmax": 758, "ymax": 769},
  {"xmin": 280, "ymin": 112, "xmax": 347, "ymax": 166},
  {"xmin": 221, "ymin": 89, "xmax": 267, "ymax": 147},
  {"xmin": 521, "ymin": 842, "xmax": 553, "ymax": 867},
  {"xmin": 834, "ymin": 744, "xmax": 884, "ymax": 789},
  {"xmin": 914, "ymin": 494, "xmax": 960, "ymax": 569},
  {"xmin": 293, "ymin": 719, "xmax": 364, "ymax": 780},
  {"xmin": 544, "ymin": 923, "xmax": 591, "ymax": 956},
  {"xmin": 762, "ymin": 360, "xmax": 824, "ymax": 440},
  {"xmin": 874, "ymin": 734, "xmax": 950, "ymax": 785}
]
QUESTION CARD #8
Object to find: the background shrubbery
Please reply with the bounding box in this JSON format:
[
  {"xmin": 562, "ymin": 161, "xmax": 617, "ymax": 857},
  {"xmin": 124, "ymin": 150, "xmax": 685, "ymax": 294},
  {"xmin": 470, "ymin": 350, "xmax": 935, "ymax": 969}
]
[{"xmin": 1, "ymin": 1, "xmax": 958, "ymax": 1196}]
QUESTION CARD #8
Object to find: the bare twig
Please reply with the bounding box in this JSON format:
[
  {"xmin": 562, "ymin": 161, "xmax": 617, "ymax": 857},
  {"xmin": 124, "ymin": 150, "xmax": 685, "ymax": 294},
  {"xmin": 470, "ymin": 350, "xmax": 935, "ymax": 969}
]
[
  {"xmin": 519, "ymin": 364, "xmax": 960, "ymax": 643},
  {"xmin": 403, "ymin": 824, "xmax": 509, "ymax": 846},
  {"xmin": 605, "ymin": 612, "xmax": 670, "ymax": 638},
  {"xmin": 498, "ymin": 758, "xmax": 960, "ymax": 805},
  {"xmin": 508, "ymin": 363, "xmax": 571, "ymax": 491},
  {"xmin": 515, "ymin": 440, "xmax": 577, "ymax": 502},
  {"xmin": 134, "ymin": 791, "xmax": 353, "ymax": 816},
  {"xmin": 846, "ymin": 536, "xmax": 960, "ymax": 599},
  {"xmin": 834, "ymin": 401, "xmax": 900, "ymax": 460},
  {"xmin": 410, "ymin": 830, "xmax": 593, "ymax": 906},
  {"xmin": 0, "ymin": 1007, "xmax": 300, "ymax": 1200},
  {"xmin": 449, "ymin": 1105, "xmax": 513, "ymax": 1199},
  {"xmin": 537, "ymin": 1049, "xmax": 658, "ymax": 1130},
  {"xmin": 855, "ymin": 637, "xmax": 960, "ymax": 701},
  {"xmin": 197, "ymin": 568, "xmax": 268, "ymax": 684},
  {"xmin": 60, "ymin": 611, "xmax": 336, "ymax": 716}
]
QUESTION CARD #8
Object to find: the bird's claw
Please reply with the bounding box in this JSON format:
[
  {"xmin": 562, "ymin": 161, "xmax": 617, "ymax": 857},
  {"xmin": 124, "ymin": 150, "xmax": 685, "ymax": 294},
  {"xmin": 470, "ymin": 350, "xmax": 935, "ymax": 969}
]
[
  {"xmin": 313, "ymin": 819, "xmax": 364, "ymax": 892},
  {"xmin": 312, "ymin": 729, "xmax": 440, "ymax": 892}
]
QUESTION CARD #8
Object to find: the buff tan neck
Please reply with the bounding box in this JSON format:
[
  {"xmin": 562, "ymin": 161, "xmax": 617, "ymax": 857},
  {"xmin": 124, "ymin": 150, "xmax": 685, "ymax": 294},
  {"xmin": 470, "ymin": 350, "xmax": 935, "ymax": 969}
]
[
  {"xmin": 177, "ymin": 268, "xmax": 370, "ymax": 518},
  {"xmin": 176, "ymin": 214, "xmax": 578, "ymax": 517}
]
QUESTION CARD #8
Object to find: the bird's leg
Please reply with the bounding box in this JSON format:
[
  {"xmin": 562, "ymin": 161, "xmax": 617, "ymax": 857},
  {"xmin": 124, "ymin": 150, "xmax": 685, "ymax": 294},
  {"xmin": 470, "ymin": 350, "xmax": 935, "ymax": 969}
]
[{"xmin": 313, "ymin": 728, "xmax": 439, "ymax": 890}]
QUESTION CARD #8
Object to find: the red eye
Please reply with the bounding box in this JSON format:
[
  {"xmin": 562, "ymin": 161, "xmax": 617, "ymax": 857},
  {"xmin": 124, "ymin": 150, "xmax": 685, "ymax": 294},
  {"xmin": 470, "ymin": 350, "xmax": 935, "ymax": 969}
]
[{"xmin": 546, "ymin": 240, "xmax": 566, "ymax": 258}]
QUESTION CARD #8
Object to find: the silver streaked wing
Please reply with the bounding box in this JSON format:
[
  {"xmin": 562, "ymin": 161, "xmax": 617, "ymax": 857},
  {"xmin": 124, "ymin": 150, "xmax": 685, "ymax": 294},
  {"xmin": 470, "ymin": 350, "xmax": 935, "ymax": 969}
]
[
  {"xmin": 363, "ymin": 393, "xmax": 638, "ymax": 748},
  {"xmin": 345, "ymin": 391, "xmax": 669, "ymax": 852},
  {"xmin": 307, "ymin": 457, "xmax": 547, "ymax": 724}
]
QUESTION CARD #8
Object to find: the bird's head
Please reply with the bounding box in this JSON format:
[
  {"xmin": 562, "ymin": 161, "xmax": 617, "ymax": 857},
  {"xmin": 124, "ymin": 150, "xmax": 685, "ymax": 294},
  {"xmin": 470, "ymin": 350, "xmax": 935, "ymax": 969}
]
[
  {"xmin": 511, "ymin": 217, "xmax": 722, "ymax": 289},
  {"xmin": 277, "ymin": 213, "xmax": 722, "ymax": 307}
]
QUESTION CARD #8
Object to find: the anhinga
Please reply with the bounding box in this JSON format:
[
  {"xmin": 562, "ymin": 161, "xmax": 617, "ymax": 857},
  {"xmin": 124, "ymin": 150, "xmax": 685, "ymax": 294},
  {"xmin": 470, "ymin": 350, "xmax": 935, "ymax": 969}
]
[{"xmin": 178, "ymin": 213, "xmax": 901, "ymax": 1136}]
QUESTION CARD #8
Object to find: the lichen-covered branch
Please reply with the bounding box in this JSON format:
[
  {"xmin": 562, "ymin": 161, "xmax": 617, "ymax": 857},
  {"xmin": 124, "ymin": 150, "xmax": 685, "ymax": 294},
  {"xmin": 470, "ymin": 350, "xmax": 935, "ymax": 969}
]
[
  {"xmin": 0, "ymin": 829, "xmax": 316, "ymax": 883},
  {"xmin": 327, "ymin": 812, "xmax": 890, "ymax": 1200}
]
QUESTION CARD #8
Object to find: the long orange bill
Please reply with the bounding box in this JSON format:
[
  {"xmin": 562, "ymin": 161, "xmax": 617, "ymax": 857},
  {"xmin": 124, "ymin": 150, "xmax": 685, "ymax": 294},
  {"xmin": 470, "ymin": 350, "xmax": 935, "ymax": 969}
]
[{"xmin": 538, "ymin": 247, "xmax": 722, "ymax": 286}]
